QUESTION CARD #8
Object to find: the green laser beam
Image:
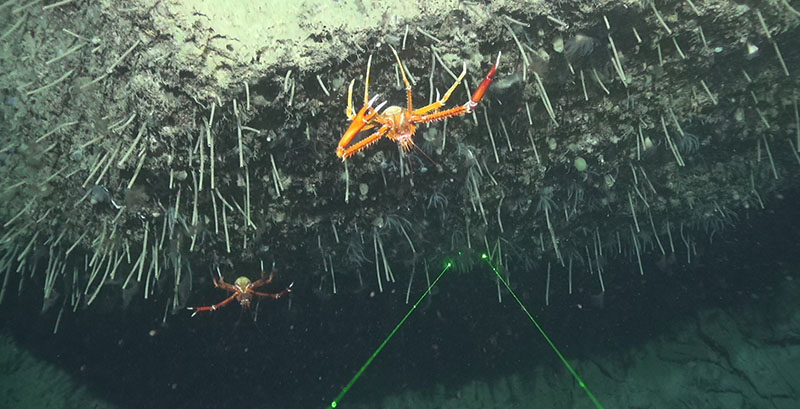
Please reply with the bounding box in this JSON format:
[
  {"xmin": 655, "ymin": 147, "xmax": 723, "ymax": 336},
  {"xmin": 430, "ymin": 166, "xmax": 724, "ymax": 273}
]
[
  {"xmin": 331, "ymin": 254, "xmax": 605, "ymax": 408},
  {"xmin": 330, "ymin": 261, "xmax": 453, "ymax": 408},
  {"xmin": 481, "ymin": 253, "xmax": 605, "ymax": 409}
]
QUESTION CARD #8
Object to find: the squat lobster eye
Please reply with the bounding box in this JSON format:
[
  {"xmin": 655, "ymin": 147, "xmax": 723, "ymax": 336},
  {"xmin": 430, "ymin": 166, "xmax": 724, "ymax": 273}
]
[{"xmin": 335, "ymin": 48, "xmax": 501, "ymax": 161}]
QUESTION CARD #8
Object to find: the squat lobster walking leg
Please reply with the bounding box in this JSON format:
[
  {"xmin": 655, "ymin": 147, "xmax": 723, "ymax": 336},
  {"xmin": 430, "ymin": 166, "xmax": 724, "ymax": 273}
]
[
  {"xmin": 189, "ymin": 294, "xmax": 238, "ymax": 317},
  {"xmin": 415, "ymin": 51, "xmax": 502, "ymax": 123}
]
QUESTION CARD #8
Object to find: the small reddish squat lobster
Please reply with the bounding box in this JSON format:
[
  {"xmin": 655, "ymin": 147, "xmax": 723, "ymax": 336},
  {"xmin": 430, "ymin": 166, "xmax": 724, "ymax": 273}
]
[
  {"xmin": 188, "ymin": 261, "xmax": 292, "ymax": 317},
  {"xmin": 336, "ymin": 46, "xmax": 501, "ymax": 160}
]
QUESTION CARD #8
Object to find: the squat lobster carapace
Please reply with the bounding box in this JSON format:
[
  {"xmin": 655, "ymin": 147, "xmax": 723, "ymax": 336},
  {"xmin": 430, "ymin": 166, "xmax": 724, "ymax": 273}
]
[{"xmin": 336, "ymin": 47, "xmax": 501, "ymax": 160}]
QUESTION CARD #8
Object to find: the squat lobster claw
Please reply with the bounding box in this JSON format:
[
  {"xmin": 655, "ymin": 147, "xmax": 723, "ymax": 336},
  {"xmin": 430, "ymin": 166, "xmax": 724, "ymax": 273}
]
[
  {"xmin": 188, "ymin": 261, "xmax": 292, "ymax": 317},
  {"xmin": 336, "ymin": 47, "xmax": 501, "ymax": 160}
]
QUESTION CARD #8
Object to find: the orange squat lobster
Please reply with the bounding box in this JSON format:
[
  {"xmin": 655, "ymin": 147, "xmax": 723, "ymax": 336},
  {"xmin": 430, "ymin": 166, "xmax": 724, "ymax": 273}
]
[
  {"xmin": 188, "ymin": 263, "xmax": 292, "ymax": 317},
  {"xmin": 336, "ymin": 47, "xmax": 501, "ymax": 160}
]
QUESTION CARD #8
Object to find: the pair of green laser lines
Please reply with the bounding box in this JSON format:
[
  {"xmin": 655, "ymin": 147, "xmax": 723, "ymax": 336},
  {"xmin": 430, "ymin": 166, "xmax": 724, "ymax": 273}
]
[{"xmin": 330, "ymin": 253, "xmax": 605, "ymax": 409}]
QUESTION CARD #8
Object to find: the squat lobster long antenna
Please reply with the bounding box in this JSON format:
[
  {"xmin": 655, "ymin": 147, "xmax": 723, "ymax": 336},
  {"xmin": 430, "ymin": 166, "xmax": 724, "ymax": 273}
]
[{"xmin": 345, "ymin": 55, "xmax": 374, "ymax": 120}]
